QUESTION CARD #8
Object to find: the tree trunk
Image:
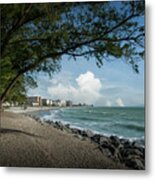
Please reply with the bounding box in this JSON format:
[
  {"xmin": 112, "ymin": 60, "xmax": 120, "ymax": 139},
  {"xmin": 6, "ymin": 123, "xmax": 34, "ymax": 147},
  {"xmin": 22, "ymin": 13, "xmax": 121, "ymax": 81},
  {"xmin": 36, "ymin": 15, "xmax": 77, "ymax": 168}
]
[{"xmin": 0, "ymin": 73, "xmax": 22, "ymax": 106}]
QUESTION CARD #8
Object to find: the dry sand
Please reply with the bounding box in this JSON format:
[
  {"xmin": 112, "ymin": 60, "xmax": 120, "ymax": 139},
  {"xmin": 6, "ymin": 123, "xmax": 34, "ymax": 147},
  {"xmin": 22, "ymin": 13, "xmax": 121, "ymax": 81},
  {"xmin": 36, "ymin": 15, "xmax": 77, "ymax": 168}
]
[{"xmin": 0, "ymin": 111, "xmax": 127, "ymax": 169}]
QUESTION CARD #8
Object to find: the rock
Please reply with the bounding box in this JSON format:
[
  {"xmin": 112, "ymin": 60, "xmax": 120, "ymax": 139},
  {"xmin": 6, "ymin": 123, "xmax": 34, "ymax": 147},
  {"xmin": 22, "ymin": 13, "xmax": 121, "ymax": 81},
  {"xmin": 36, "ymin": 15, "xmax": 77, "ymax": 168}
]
[
  {"xmin": 50, "ymin": 121, "xmax": 55, "ymax": 126},
  {"xmin": 125, "ymin": 155, "xmax": 144, "ymax": 170},
  {"xmin": 32, "ymin": 116, "xmax": 37, "ymax": 119},
  {"xmin": 99, "ymin": 136, "xmax": 109, "ymax": 145},
  {"xmin": 35, "ymin": 117, "xmax": 41, "ymax": 122},
  {"xmin": 80, "ymin": 130, "xmax": 94, "ymax": 138},
  {"xmin": 120, "ymin": 138, "xmax": 130, "ymax": 144},
  {"xmin": 62, "ymin": 124, "xmax": 72, "ymax": 133},
  {"xmin": 91, "ymin": 134, "xmax": 101, "ymax": 144},
  {"xmin": 71, "ymin": 128, "xmax": 82, "ymax": 135},
  {"xmin": 132, "ymin": 139, "xmax": 145, "ymax": 147},
  {"xmin": 28, "ymin": 114, "xmax": 32, "ymax": 118},
  {"xmin": 65, "ymin": 124, "xmax": 70, "ymax": 129},
  {"xmin": 120, "ymin": 147, "xmax": 144, "ymax": 158},
  {"xmin": 113, "ymin": 148, "xmax": 122, "ymax": 161},
  {"xmin": 131, "ymin": 149, "xmax": 144, "ymax": 158},
  {"xmin": 73, "ymin": 134, "xmax": 83, "ymax": 140},
  {"xmin": 110, "ymin": 135, "xmax": 120, "ymax": 147},
  {"xmin": 101, "ymin": 142, "xmax": 116, "ymax": 155},
  {"xmin": 45, "ymin": 119, "xmax": 52, "ymax": 124},
  {"xmin": 103, "ymin": 148, "xmax": 112, "ymax": 157},
  {"xmin": 137, "ymin": 147, "xmax": 145, "ymax": 155},
  {"xmin": 55, "ymin": 121, "xmax": 64, "ymax": 130},
  {"xmin": 91, "ymin": 135, "xmax": 117, "ymax": 156},
  {"xmin": 80, "ymin": 130, "xmax": 87, "ymax": 137},
  {"xmin": 53, "ymin": 123, "xmax": 59, "ymax": 129},
  {"xmin": 121, "ymin": 139, "xmax": 133, "ymax": 148},
  {"xmin": 120, "ymin": 147, "xmax": 133, "ymax": 158},
  {"xmin": 85, "ymin": 130, "xmax": 94, "ymax": 138}
]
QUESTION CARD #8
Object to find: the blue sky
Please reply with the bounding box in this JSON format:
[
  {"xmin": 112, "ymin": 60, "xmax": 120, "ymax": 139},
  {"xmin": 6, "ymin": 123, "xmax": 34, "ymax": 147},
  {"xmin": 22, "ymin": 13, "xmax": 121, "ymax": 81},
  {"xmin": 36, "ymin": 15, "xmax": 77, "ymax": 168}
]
[
  {"xmin": 28, "ymin": 57, "xmax": 144, "ymax": 107},
  {"xmin": 27, "ymin": 1, "xmax": 144, "ymax": 107}
]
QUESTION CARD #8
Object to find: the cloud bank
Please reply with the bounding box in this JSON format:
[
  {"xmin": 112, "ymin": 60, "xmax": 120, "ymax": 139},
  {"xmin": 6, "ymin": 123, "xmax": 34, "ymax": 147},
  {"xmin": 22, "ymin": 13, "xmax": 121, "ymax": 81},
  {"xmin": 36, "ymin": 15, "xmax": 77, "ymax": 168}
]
[{"xmin": 28, "ymin": 70, "xmax": 143, "ymax": 107}]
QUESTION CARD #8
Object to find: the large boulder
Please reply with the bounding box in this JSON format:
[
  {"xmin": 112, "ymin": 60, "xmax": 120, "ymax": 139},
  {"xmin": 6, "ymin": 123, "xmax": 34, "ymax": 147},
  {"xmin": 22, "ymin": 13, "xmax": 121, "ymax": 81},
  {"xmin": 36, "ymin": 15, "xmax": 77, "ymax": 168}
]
[
  {"xmin": 55, "ymin": 121, "xmax": 64, "ymax": 130},
  {"xmin": 45, "ymin": 119, "xmax": 53, "ymax": 125},
  {"xmin": 110, "ymin": 135, "xmax": 121, "ymax": 148},
  {"xmin": 91, "ymin": 134, "xmax": 101, "ymax": 144},
  {"xmin": 85, "ymin": 130, "xmax": 94, "ymax": 138},
  {"xmin": 120, "ymin": 147, "xmax": 144, "ymax": 158},
  {"xmin": 99, "ymin": 135, "xmax": 110, "ymax": 145},
  {"xmin": 62, "ymin": 124, "xmax": 72, "ymax": 133},
  {"xmin": 100, "ymin": 142, "xmax": 116, "ymax": 156},
  {"xmin": 71, "ymin": 128, "xmax": 82, "ymax": 135},
  {"xmin": 65, "ymin": 124, "xmax": 70, "ymax": 129},
  {"xmin": 125, "ymin": 155, "xmax": 144, "ymax": 170}
]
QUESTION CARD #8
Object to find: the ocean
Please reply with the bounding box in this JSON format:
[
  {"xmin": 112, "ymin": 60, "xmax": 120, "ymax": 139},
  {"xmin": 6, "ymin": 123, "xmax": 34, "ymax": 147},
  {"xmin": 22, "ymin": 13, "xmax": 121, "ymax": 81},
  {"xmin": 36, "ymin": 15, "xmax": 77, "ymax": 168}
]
[{"xmin": 34, "ymin": 106, "xmax": 145, "ymax": 141}]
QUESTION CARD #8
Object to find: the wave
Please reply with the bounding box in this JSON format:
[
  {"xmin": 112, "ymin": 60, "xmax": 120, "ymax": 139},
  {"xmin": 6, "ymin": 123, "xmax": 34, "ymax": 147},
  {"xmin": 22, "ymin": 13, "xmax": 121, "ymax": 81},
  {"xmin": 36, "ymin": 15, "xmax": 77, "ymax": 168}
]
[
  {"xmin": 115, "ymin": 123, "xmax": 144, "ymax": 132},
  {"xmin": 61, "ymin": 113, "xmax": 107, "ymax": 122},
  {"xmin": 41, "ymin": 110, "xmax": 60, "ymax": 121},
  {"xmin": 36, "ymin": 107, "xmax": 144, "ymax": 141}
]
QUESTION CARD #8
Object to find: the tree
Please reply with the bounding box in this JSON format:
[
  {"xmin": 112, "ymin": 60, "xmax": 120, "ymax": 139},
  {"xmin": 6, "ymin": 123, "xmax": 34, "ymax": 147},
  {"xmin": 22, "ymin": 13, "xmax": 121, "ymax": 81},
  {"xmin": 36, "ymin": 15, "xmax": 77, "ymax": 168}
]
[{"xmin": 0, "ymin": 1, "xmax": 145, "ymax": 104}]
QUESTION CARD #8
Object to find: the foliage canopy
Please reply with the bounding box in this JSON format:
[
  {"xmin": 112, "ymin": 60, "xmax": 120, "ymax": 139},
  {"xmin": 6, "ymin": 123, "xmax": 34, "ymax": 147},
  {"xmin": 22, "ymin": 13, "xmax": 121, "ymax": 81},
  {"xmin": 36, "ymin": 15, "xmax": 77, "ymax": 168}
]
[{"xmin": 0, "ymin": 1, "xmax": 145, "ymax": 103}]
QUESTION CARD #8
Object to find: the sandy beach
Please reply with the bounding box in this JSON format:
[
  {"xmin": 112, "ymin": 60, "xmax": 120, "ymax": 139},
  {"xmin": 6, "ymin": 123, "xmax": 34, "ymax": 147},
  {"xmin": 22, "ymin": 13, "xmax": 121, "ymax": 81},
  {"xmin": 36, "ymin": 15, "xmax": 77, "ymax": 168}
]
[{"xmin": 0, "ymin": 111, "xmax": 128, "ymax": 169}]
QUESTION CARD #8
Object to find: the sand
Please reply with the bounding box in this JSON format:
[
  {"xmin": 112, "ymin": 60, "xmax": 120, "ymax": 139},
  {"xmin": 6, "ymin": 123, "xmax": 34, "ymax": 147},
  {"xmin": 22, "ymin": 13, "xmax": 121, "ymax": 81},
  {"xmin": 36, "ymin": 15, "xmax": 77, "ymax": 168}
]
[{"xmin": 0, "ymin": 111, "xmax": 127, "ymax": 169}]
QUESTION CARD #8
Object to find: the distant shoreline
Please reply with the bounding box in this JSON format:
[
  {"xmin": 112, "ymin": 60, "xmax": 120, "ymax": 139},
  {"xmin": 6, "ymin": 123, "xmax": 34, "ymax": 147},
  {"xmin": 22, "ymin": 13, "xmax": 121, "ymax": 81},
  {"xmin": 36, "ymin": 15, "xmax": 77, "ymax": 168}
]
[{"xmin": 5, "ymin": 106, "xmax": 61, "ymax": 113}]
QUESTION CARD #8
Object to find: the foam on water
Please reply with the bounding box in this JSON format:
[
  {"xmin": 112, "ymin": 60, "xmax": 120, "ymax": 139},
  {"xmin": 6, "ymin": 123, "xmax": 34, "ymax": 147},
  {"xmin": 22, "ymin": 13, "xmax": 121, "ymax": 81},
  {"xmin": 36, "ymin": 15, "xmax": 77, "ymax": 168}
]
[{"xmin": 37, "ymin": 107, "xmax": 144, "ymax": 143}]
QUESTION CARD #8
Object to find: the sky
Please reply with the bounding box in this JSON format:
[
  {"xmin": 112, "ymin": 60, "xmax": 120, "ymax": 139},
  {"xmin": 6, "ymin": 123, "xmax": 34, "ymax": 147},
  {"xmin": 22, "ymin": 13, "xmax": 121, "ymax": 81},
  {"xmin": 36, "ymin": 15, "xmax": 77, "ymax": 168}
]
[
  {"xmin": 27, "ymin": 1, "xmax": 144, "ymax": 107},
  {"xmin": 28, "ymin": 57, "xmax": 144, "ymax": 107}
]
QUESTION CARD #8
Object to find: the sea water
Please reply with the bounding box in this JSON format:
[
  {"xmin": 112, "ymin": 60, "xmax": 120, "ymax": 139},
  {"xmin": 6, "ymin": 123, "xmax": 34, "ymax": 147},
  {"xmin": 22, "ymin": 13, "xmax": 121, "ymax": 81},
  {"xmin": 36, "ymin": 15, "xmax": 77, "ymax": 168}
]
[{"xmin": 35, "ymin": 106, "xmax": 144, "ymax": 141}]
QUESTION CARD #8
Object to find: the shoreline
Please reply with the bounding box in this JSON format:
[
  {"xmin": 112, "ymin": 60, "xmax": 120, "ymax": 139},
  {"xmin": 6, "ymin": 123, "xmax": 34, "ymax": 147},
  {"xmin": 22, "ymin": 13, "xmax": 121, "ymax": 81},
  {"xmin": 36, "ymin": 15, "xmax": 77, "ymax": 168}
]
[
  {"xmin": 25, "ymin": 112, "xmax": 145, "ymax": 169},
  {"xmin": 1, "ymin": 110, "xmax": 145, "ymax": 169},
  {"xmin": 23, "ymin": 108, "xmax": 144, "ymax": 147},
  {"xmin": 0, "ymin": 111, "xmax": 128, "ymax": 169},
  {"xmin": 32, "ymin": 114, "xmax": 145, "ymax": 147},
  {"xmin": 5, "ymin": 106, "xmax": 60, "ymax": 113}
]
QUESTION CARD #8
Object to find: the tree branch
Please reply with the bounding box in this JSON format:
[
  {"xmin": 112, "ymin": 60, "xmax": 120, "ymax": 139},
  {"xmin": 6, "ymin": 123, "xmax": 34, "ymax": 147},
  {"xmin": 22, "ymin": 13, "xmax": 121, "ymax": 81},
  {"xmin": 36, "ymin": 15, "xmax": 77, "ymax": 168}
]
[
  {"xmin": 66, "ymin": 50, "xmax": 96, "ymax": 57},
  {"xmin": 1, "ymin": 7, "xmax": 45, "ymax": 57},
  {"xmin": 8, "ymin": 38, "xmax": 47, "ymax": 45}
]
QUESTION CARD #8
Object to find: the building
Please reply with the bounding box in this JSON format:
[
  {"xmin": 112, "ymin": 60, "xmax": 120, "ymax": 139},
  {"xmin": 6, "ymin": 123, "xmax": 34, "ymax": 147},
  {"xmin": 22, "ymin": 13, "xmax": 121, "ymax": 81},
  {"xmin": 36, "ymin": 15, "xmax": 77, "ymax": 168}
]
[
  {"xmin": 52, "ymin": 99, "xmax": 60, "ymax": 106},
  {"xmin": 59, "ymin": 100, "xmax": 67, "ymax": 107},
  {"xmin": 66, "ymin": 100, "xmax": 72, "ymax": 107},
  {"xmin": 42, "ymin": 99, "xmax": 53, "ymax": 106},
  {"xmin": 42, "ymin": 99, "xmax": 50, "ymax": 106},
  {"xmin": 52, "ymin": 100, "xmax": 72, "ymax": 107},
  {"xmin": 27, "ymin": 96, "xmax": 42, "ymax": 106},
  {"xmin": 27, "ymin": 96, "xmax": 73, "ymax": 107},
  {"xmin": 49, "ymin": 99, "xmax": 53, "ymax": 106}
]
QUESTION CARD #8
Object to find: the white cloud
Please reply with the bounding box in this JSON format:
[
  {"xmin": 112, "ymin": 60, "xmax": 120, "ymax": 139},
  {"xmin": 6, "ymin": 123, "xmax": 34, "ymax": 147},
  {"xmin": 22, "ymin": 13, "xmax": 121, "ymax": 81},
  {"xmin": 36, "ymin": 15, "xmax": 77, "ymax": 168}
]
[
  {"xmin": 115, "ymin": 98, "xmax": 124, "ymax": 107},
  {"xmin": 76, "ymin": 71, "xmax": 102, "ymax": 92},
  {"xmin": 47, "ymin": 71, "xmax": 102, "ymax": 105},
  {"xmin": 28, "ymin": 70, "xmax": 143, "ymax": 107}
]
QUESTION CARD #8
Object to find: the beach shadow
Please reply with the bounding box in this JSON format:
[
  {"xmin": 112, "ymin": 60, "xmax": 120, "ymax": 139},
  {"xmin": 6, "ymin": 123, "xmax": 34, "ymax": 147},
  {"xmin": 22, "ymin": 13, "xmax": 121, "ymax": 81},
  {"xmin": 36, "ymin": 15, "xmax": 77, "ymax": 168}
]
[{"xmin": 0, "ymin": 128, "xmax": 42, "ymax": 138}]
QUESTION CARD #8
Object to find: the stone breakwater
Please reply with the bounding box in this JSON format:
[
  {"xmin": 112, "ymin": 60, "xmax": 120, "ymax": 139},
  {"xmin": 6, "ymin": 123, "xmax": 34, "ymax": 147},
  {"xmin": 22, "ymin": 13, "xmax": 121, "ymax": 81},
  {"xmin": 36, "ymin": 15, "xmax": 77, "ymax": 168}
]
[{"xmin": 26, "ymin": 114, "xmax": 145, "ymax": 170}]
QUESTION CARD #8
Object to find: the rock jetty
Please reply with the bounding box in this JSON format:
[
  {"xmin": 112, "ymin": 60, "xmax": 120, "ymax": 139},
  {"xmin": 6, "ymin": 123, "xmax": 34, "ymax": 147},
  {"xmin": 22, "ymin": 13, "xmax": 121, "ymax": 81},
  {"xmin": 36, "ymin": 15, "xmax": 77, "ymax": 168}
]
[{"xmin": 27, "ymin": 114, "xmax": 145, "ymax": 170}]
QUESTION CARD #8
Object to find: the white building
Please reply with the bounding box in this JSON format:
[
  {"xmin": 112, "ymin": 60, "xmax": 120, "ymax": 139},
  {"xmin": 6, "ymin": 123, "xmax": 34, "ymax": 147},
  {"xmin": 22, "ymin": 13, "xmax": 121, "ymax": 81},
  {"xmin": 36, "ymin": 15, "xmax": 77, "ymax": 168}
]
[
  {"xmin": 27, "ymin": 96, "xmax": 42, "ymax": 106},
  {"xmin": 59, "ymin": 100, "xmax": 67, "ymax": 107},
  {"xmin": 42, "ymin": 99, "xmax": 50, "ymax": 106}
]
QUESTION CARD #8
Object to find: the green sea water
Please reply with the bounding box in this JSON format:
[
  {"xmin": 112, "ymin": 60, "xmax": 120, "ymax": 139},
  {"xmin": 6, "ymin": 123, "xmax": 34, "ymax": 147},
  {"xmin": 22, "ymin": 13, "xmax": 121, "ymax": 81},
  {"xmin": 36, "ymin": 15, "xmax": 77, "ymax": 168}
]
[{"xmin": 37, "ymin": 106, "xmax": 145, "ymax": 141}]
